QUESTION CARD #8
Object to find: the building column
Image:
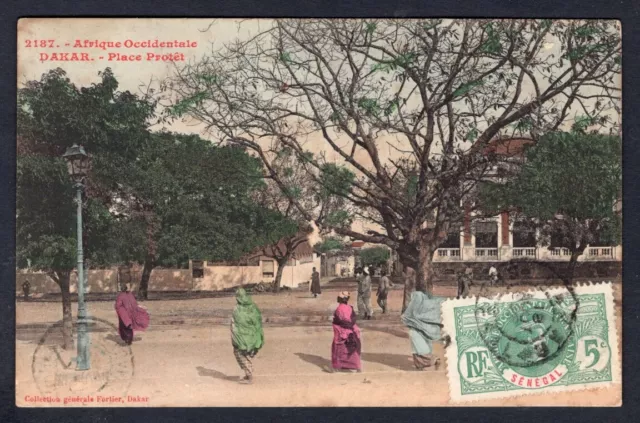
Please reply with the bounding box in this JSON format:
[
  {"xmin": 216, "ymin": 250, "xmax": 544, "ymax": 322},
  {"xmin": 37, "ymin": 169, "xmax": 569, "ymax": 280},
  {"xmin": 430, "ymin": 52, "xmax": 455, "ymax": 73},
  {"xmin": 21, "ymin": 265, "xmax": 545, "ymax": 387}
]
[
  {"xmin": 462, "ymin": 202, "xmax": 475, "ymax": 261},
  {"xmin": 500, "ymin": 211, "xmax": 512, "ymax": 261}
]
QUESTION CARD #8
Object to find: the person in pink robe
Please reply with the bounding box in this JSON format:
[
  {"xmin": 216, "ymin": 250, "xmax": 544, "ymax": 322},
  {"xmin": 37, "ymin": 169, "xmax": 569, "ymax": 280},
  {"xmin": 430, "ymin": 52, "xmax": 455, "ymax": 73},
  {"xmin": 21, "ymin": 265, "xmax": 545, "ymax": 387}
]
[
  {"xmin": 115, "ymin": 283, "xmax": 150, "ymax": 345},
  {"xmin": 328, "ymin": 291, "xmax": 362, "ymax": 372}
]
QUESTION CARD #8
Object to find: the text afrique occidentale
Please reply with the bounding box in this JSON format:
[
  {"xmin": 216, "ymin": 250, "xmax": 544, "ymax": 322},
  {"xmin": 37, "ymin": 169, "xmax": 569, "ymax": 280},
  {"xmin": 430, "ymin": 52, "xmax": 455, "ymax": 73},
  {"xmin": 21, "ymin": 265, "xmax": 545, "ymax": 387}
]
[{"xmin": 27, "ymin": 39, "xmax": 198, "ymax": 63}]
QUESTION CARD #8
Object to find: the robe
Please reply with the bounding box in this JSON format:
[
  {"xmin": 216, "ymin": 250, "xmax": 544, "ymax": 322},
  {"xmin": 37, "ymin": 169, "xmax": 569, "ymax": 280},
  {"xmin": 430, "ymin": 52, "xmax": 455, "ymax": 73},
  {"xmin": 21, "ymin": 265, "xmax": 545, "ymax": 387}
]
[
  {"xmin": 115, "ymin": 291, "xmax": 149, "ymax": 342},
  {"xmin": 331, "ymin": 303, "xmax": 362, "ymax": 370},
  {"xmin": 311, "ymin": 271, "xmax": 322, "ymax": 294}
]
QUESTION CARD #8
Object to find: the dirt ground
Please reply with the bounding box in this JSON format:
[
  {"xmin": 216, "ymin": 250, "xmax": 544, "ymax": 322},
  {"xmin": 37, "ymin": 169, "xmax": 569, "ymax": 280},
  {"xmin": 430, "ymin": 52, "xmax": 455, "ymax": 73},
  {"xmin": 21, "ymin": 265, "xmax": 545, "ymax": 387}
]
[{"xmin": 15, "ymin": 282, "xmax": 622, "ymax": 407}]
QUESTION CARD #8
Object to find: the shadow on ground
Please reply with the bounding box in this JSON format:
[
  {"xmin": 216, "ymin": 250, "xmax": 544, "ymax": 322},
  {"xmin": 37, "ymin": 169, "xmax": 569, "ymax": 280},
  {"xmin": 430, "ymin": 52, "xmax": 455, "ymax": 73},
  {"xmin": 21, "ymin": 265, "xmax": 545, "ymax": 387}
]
[
  {"xmin": 105, "ymin": 334, "xmax": 142, "ymax": 345},
  {"xmin": 294, "ymin": 353, "xmax": 333, "ymax": 372},
  {"xmin": 361, "ymin": 352, "xmax": 415, "ymax": 371},
  {"xmin": 365, "ymin": 325, "xmax": 409, "ymax": 339},
  {"xmin": 196, "ymin": 366, "xmax": 240, "ymax": 381}
]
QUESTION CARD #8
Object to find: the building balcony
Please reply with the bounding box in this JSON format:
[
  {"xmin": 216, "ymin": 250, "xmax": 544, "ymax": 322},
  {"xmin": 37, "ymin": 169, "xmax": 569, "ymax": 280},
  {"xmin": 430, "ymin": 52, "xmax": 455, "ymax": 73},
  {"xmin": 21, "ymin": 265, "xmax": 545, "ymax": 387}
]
[
  {"xmin": 512, "ymin": 247, "xmax": 537, "ymax": 259},
  {"xmin": 434, "ymin": 248, "xmax": 461, "ymax": 261},
  {"xmin": 474, "ymin": 248, "xmax": 499, "ymax": 260},
  {"xmin": 584, "ymin": 246, "xmax": 617, "ymax": 261}
]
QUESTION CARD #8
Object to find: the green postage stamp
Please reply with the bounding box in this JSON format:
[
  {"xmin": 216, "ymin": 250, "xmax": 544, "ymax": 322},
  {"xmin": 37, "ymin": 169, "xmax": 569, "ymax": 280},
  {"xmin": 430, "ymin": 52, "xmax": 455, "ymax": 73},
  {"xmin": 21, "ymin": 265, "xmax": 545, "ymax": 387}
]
[{"xmin": 442, "ymin": 282, "xmax": 620, "ymax": 402}]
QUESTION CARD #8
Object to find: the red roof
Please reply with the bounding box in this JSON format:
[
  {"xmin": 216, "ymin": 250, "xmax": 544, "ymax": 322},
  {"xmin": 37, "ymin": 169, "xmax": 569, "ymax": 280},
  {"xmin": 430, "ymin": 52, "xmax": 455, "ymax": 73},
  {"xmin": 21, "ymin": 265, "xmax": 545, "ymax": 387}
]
[
  {"xmin": 351, "ymin": 241, "xmax": 365, "ymax": 248},
  {"xmin": 480, "ymin": 136, "xmax": 535, "ymax": 158}
]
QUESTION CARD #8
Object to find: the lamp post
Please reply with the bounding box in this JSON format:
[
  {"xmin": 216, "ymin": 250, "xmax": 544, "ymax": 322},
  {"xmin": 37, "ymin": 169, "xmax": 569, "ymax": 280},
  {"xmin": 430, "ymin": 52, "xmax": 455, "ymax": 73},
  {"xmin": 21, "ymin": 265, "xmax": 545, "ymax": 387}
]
[{"xmin": 63, "ymin": 144, "xmax": 91, "ymax": 371}]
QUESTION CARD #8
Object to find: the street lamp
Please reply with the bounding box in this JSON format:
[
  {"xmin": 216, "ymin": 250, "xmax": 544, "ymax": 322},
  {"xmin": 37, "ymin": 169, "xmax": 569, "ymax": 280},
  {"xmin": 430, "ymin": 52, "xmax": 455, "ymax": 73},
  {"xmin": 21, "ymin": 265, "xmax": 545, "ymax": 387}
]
[{"xmin": 63, "ymin": 144, "xmax": 91, "ymax": 371}]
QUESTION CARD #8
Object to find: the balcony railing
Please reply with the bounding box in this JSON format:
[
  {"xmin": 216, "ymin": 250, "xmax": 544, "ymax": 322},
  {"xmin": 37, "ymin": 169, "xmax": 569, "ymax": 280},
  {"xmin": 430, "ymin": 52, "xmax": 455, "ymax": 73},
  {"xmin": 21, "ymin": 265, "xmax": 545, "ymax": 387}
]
[
  {"xmin": 513, "ymin": 247, "xmax": 536, "ymax": 258},
  {"xmin": 549, "ymin": 248, "xmax": 572, "ymax": 257},
  {"xmin": 587, "ymin": 246, "xmax": 615, "ymax": 259},
  {"xmin": 475, "ymin": 248, "xmax": 499, "ymax": 259},
  {"xmin": 436, "ymin": 248, "xmax": 461, "ymax": 260}
]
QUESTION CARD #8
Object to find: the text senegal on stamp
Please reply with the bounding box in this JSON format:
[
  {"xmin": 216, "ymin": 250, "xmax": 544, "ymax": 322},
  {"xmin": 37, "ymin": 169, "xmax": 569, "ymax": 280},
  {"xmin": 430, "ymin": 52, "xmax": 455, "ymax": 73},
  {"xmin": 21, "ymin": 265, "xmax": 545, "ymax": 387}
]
[{"xmin": 442, "ymin": 282, "xmax": 620, "ymax": 402}]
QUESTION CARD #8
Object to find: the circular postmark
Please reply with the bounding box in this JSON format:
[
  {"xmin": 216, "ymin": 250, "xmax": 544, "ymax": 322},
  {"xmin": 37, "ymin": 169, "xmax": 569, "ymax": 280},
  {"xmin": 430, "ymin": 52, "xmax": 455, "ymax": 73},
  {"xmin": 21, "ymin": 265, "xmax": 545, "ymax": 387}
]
[
  {"xmin": 31, "ymin": 316, "xmax": 134, "ymax": 403},
  {"xmin": 473, "ymin": 280, "xmax": 580, "ymax": 371}
]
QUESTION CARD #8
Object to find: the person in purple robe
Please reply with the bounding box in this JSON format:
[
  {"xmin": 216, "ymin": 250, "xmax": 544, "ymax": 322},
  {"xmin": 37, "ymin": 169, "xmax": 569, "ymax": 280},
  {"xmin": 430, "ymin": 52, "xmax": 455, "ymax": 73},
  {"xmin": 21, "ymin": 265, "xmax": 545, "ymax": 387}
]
[
  {"xmin": 115, "ymin": 283, "xmax": 150, "ymax": 345},
  {"xmin": 325, "ymin": 291, "xmax": 362, "ymax": 373}
]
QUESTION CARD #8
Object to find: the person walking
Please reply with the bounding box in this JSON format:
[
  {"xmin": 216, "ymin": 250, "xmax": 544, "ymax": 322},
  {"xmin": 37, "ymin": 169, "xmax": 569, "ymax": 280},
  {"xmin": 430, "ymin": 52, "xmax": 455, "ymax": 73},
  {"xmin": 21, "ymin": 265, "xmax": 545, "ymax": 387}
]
[
  {"xmin": 231, "ymin": 288, "xmax": 264, "ymax": 384},
  {"xmin": 401, "ymin": 290, "xmax": 443, "ymax": 371},
  {"xmin": 22, "ymin": 280, "xmax": 31, "ymax": 301},
  {"xmin": 326, "ymin": 291, "xmax": 362, "ymax": 373},
  {"xmin": 310, "ymin": 267, "xmax": 321, "ymax": 298},
  {"xmin": 115, "ymin": 283, "xmax": 150, "ymax": 346},
  {"xmin": 376, "ymin": 269, "xmax": 393, "ymax": 313},
  {"xmin": 357, "ymin": 267, "xmax": 373, "ymax": 320}
]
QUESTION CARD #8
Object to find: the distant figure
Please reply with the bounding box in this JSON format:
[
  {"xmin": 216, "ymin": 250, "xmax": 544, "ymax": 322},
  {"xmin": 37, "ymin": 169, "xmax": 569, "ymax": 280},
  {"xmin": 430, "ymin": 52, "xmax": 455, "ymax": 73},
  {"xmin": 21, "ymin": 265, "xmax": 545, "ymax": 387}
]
[
  {"xmin": 401, "ymin": 290, "xmax": 442, "ymax": 371},
  {"xmin": 231, "ymin": 288, "xmax": 264, "ymax": 384},
  {"xmin": 376, "ymin": 269, "xmax": 394, "ymax": 313},
  {"xmin": 311, "ymin": 267, "xmax": 321, "ymax": 298},
  {"xmin": 357, "ymin": 267, "xmax": 373, "ymax": 320},
  {"xmin": 457, "ymin": 268, "xmax": 471, "ymax": 298},
  {"xmin": 489, "ymin": 266, "xmax": 499, "ymax": 286},
  {"xmin": 115, "ymin": 283, "xmax": 149, "ymax": 346},
  {"xmin": 327, "ymin": 291, "xmax": 361, "ymax": 373},
  {"xmin": 22, "ymin": 280, "xmax": 31, "ymax": 301}
]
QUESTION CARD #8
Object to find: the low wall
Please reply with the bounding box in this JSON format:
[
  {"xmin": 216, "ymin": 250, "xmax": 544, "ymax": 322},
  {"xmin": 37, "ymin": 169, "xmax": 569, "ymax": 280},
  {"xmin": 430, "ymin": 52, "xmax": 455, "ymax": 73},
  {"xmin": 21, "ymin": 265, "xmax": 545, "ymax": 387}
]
[
  {"xmin": 16, "ymin": 270, "xmax": 118, "ymax": 295},
  {"xmin": 432, "ymin": 260, "xmax": 622, "ymax": 281},
  {"xmin": 194, "ymin": 266, "xmax": 262, "ymax": 291}
]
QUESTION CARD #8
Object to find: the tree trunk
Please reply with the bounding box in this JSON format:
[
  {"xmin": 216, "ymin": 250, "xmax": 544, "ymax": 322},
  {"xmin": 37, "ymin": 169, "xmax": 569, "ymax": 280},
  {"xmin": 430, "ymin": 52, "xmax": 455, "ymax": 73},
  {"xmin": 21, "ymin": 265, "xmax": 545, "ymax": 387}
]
[
  {"xmin": 400, "ymin": 240, "xmax": 435, "ymax": 313},
  {"xmin": 274, "ymin": 258, "xmax": 288, "ymax": 292},
  {"xmin": 402, "ymin": 266, "xmax": 417, "ymax": 313},
  {"xmin": 138, "ymin": 256, "xmax": 155, "ymax": 300},
  {"xmin": 52, "ymin": 271, "xmax": 73, "ymax": 350},
  {"xmin": 564, "ymin": 248, "xmax": 585, "ymax": 286},
  {"xmin": 416, "ymin": 242, "xmax": 435, "ymax": 294}
]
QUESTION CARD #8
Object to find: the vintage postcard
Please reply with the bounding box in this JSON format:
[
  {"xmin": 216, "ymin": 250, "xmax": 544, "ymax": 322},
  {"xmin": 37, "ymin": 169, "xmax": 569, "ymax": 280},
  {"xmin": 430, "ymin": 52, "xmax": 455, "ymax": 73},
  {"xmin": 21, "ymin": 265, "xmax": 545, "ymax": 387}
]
[{"xmin": 16, "ymin": 18, "xmax": 622, "ymax": 407}]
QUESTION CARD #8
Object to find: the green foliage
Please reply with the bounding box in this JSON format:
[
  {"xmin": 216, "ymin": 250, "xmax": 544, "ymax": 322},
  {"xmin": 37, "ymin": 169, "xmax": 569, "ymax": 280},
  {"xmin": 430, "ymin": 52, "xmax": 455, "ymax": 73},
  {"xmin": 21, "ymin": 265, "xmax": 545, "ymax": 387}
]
[
  {"xmin": 357, "ymin": 97, "xmax": 382, "ymax": 117},
  {"xmin": 168, "ymin": 91, "xmax": 207, "ymax": 117},
  {"xmin": 480, "ymin": 23, "xmax": 503, "ymax": 54},
  {"xmin": 358, "ymin": 246, "xmax": 391, "ymax": 266},
  {"xmin": 480, "ymin": 132, "xmax": 621, "ymax": 248},
  {"xmin": 453, "ymin": 79, "xmax": 484, "ymax": 98},
  {"xmin": 17, "ymin": 68, "xmax": 281, "ymax": 274},
  {"xmin": 370, "ymin": 53, "xmax": 416, "ymax": 73},
  {"xmin": 364, "ymin": 22, "xmax": 377, "ymax": 35},
  {"xmin": 314, "ymin": 237, "xmax": 346, "ymax": 253},
  {"xmin": 326, "ymin": 210, "xmax": 352, "ymax": 228},
  {"xmin": 465, "ymin": 127, "xmax": 479, "ymax": 141},
  {"xmin": 319, "ymin": 163, "xmax": 355, "ymax": 198}
]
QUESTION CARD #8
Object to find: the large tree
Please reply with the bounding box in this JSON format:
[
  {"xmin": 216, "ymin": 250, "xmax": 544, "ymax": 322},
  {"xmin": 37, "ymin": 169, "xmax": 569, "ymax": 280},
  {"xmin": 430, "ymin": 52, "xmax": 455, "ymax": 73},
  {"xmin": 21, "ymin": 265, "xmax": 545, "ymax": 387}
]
[
  {"xmin": 251, "ymin": 147, "xmax": 322, "ymax": 291},
  {"xmin": 480, "ymin": 131, "xmax": 621, "ymax": 284},
  {"xmin": 114, "ymin": 132, "xmax": 280, "ymax": 298},
  {"xmin": 16, "ymin": 67, "xmax": 151, "ymax": 348},
  {"xmin": 166, "ymin": 19, "xmax": 621, "ymax": 304}
]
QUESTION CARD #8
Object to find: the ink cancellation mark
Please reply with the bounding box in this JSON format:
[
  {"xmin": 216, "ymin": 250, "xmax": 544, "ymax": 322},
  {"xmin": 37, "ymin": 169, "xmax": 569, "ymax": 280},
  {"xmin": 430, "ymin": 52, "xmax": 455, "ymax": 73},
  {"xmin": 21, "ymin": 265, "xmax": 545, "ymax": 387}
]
[{"xmin": 31, "ymin": 316, "xmax": 134, "ymax": 406}]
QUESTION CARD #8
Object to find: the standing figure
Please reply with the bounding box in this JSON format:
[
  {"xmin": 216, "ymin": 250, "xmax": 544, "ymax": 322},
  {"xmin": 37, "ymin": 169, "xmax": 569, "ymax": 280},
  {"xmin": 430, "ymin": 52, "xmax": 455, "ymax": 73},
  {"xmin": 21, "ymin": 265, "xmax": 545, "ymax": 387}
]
[
  {"xmin": 327, "ymin": 291, "xmax": 361, "ymax": 373},
  {"xmin": 22, "ymin": 280, "xmax": 31, "ymax": 301},
  {"xmin": 488, "ymin": 265, "xmax": 499, "ymax": 286},
  {"xmin": 457, "ymin": 269, "xmax": 471, "ymax": 298},
  {"xmin": 231, "ymin": 288, "xmax": 264, "ymax": 384},
  {"xmin": 357, "ymin": 267, "xmax": 373, "ymax": 320},
  {"xmin": 115, "ymin": 283, "xmax": 150, "ymax": 346},
  {"xmin": 310, "ymin": 267, "xmax": 322, "ymax": 298},
  {"xmin": 401, "ymin": 290, "xmax": 442, "ymax": 370},
  {"xmin": 376, "ymin": 269, "xmax": 394, "ymax": 313}
]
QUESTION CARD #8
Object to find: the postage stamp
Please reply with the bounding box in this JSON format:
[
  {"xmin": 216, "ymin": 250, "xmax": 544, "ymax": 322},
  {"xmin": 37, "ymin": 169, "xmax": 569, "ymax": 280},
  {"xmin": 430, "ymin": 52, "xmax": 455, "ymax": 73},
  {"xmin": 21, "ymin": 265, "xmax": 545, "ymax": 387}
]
[{"xmin": 442, "ymin": 282, "xmax": 620, "ymax": 402}]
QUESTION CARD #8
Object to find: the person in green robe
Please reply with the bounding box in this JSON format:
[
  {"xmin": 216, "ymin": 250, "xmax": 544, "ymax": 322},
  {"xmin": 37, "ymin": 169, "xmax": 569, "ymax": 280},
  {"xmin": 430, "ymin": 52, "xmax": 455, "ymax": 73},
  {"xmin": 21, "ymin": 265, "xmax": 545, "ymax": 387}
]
[
  {"xmin": 231, "ymin": 288, "xmax": 264, "ymax": 384},
  {"xmin": 401, "ymin": 290, "xmax": 443, "ymax": 370}
]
